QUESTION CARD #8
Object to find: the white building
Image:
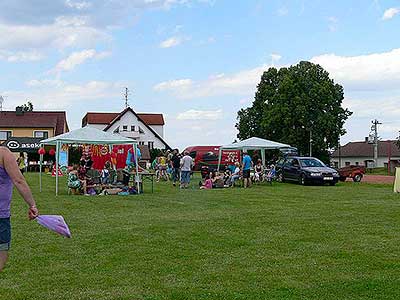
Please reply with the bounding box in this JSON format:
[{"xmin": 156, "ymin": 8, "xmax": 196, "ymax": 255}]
[
  {"xmin": 82, "ymin": 107, "xmax": 170, "ymax": 150},
  {"xmin": 331, "ymin": 139, "xmax": 400, "ymax": 170}
]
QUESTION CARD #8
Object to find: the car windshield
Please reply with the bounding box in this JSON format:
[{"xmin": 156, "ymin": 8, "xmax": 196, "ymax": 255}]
[{"xmin": 299, "ymin": 158, "xmax": 325, "ymax": 168}]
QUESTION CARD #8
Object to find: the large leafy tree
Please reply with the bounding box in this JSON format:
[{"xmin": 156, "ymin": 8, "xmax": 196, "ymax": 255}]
[{"xmin": 236, "ymin": 61, "xmax": 352, "ymax": 161}]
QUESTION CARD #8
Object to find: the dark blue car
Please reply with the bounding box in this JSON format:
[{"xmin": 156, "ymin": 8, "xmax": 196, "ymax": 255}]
[{"xmin": 276, "ymin": 156, "xmax": 339, "ymax": 186}]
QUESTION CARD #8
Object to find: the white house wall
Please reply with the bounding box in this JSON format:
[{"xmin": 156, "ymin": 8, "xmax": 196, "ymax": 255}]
[
  {"xmin": 150, "ymin": 125, "xmax": 164, "ymax": 138},
  {"xmin": 104, "ymin": 111, "xmax": 167, "ymax": 149},
  {"xmin": 331, "ymin": 156, "xmax": 400, "ymax": 168}
]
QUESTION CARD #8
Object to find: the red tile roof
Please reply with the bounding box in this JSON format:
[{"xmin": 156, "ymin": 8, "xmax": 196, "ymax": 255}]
[
  {"xmin": 332, "ymin": 140, "xmax": 400, "ymax": 158},
  {"xmin": 137, "ymin": 113, "xmax": 164, "ymax": 126},
  {"xmin": 83, "ymin": 112, "xmax": 119, "ymax": 126},
  {"xmin": 0, "ymin": 111, "xmax": 68, "ymax": 135},
  {"xmin": 83, "ymin": 112, "xmax": 165, "ymax": 126}
]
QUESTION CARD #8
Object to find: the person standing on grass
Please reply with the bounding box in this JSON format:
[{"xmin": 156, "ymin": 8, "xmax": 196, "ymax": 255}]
[
  {"xmin": 171, "ymin": 149, "xmax": 181, "ymax": 187},
  {"xmin": 0, "ymin": 147, "xmax": 39, "ymax": 272},
  {"xmin": 242, "ymin": 150, "xmax": 253, "ymax": 188},
  {"xmin": 180, "ymin": 151, "xmax": 194, "ymax": 189}
]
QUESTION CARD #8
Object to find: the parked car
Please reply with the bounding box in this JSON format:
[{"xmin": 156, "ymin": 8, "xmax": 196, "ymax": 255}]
[
  {"xmin": 338, "ymin": 165, "xmax": 365, "ymax": 182},
  {"xmin": 183, "ymin": 146, "xmax": 241, "ymax": 171},
  {"xmin": 276, "ymin": 156, "xmax": 340, "ymax": 185}
]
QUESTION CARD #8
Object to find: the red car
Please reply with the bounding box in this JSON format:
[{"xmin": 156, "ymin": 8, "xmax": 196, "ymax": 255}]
[
  {"xmin": 183, "ymin": 146, "xmax": 241, "ymax": 171},
  {"xmin": 338, "ymin": 165, "xmax": 365, "ymax": 182}
]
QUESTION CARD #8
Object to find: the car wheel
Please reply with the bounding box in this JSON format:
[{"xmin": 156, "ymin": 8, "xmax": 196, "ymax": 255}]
[
  {"xmin": 339, "ymin": 176, "xmax": 346, "ymax": 182},
  {"xmin": 353, "ymin": 174, "xmax": 363, "ymax": 182},
  {"xmin": 300, "ymin": 174, "xmax": 307, "ymax": 185}
]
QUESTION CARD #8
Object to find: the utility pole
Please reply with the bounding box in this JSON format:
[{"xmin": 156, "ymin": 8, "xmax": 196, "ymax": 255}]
[
  {"xmin": 124, "ymin": 87, "xmax": 129, "ymax": 108},
  {"xmin": 0, "ymin": 95, "xmax": 4, "ymax": 112},
  {"xmin": 309, "ymin": 129, "xmax": 313, "ymax": 157},
  {"xmin": 371, "ymin": 119, "xmax": 382, "ymax": 168}
]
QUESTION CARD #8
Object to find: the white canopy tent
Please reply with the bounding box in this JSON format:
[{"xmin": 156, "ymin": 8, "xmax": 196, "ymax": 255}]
[
  {"xmin": 40, "ymin": 126, "xmax": 140, "ymax": 196},
  {"xmin": 217, "ymin": 137, "xmax": 292, "ymax": 170}
]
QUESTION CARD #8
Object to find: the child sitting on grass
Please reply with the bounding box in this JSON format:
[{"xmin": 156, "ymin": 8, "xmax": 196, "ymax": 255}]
[{"xmin": 200, "ymin": 175, "xmax": 213, "ymax": 190}]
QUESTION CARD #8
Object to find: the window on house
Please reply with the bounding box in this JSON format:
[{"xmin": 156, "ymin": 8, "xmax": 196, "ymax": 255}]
[
  {"xmin": 34, "ymin": 131, "xmax": 48, "ymax": 139},
  {"xmin": 113, "ymin": 127, "xmax": 119, "ymax": 134},
  {"xmin": 122, "ymin": 125, "xmax": 128, "ymax": 131},
  {"xmin": 355, "ymin": 162, "xmax": 359, "ymax": 166},
  {"xmin": 0, "ymin": 131, "xmax": 11, "ymax": 140},
  {"xmin": 139, "ymin": 141, "xmax": 145, "ymax": 146},
  {"xmin": 139, "ymin": 127, "xmax": 144, "ymax": 134},
  {"xmin": 131, "ymin": 125, "xmax": 135, "ymax": 132},
  {"xmin": 334, "ymin": 162, "xmax": 338, "ymax": 168},
  {"xmin": 345, "ymin": 162, "xmax": 351, "ymax": 166},
  {"xmin": 148, "ymin": 141, "xmax": 154, "ymax": 149}
]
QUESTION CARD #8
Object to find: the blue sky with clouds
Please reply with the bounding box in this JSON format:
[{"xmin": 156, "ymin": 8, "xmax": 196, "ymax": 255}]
[{"xmin": 0, "ymin": 0, "xmax": 400, "ymax": 149}]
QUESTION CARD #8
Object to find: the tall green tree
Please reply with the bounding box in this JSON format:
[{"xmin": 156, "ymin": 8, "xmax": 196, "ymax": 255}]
[
  {"xmin": 236, "ymin": 61, "xmax": 352, "ymax": 162},
  {"xmin": 18, "ymin": 101, "xmax": 34, "ymax": 112}
]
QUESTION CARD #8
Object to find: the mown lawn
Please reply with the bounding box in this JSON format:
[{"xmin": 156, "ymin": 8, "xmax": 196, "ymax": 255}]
[{"xmin": 1, "ymin": 173, "xmax": 400, "ymax": 300}]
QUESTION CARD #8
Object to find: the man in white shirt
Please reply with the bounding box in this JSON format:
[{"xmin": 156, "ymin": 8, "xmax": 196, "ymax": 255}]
[{"xmin": 180, "ymin": 151, "xmax": 194, "ymax": 189}]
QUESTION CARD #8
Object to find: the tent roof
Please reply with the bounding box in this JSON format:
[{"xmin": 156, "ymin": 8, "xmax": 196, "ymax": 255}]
[
  {"xmin": 220, "ymin": 137, "xmax": 291, "ymax": 150},
  {"xmin": 40, "ymin": 126, "xmax": 136, "ymax": 145}
]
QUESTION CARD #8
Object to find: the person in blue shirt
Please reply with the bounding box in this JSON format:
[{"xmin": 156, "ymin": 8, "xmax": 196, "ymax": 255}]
[{"xmin": 242, "ymin": 150, "xmax": 253, "ymax": 188}]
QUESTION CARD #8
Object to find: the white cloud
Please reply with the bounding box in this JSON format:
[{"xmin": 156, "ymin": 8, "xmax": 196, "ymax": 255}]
[
  {"xmin": 3, "ymin": 80, "xmax": 124, "ymax": 110},
  {"xmin": 53, "ymin": 49, "xmax": 110, "ymax": 73},
  {"xmin": 65, "ymin": 0, "xmax": 92, "ymax": 10},
  {"xmin": 177, "ymin": 109, "xmax": 223, "ymax": 120},
  {"xmin": 328, "ymin": 16, "xmax": 339, "ymax": 32},
  {"xmin": 26, "ymin": 79, "xmax": 64, "ymax": 87},
  {"xmin": 0, "ymin": 17, "xmax": 110, "ymax": 52},
  {"xmin": 159, "ymin": 36, "xmax": 182, "ymax": 48},
  {"xmin": 154, "ymin": 65, "xmax": 268, "ymax": 99},
  {"xmin": 382, "ymin": 7, "xmax": 400, "ymax": 20},
  {"xmin": 154, "ymin": 79, "xmax": 193, "ymax": 91},
  {"xmin": 310, "ymin": 48, "xmax": 400, "ymax": 91},
  {"xmin": 277, "ymin": 7, "xmax": 288, "ymax": 16},
  {"xmin": 0, "ymin": 50, "xmax": 43, "ymax": 62}
]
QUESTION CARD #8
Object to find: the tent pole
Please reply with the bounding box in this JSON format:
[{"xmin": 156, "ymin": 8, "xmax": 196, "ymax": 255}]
[
  {"xmin": 134, "ymin": 144, "xmax": 140, "ymax": 193},
  {"xmin": 39, "ymin": 143, "xmax": 43, "ymax": 193},
  {"xmin": 217, "ymin": 148, "xmax": 222, "ymax": 172},
  {"xmin": 261, "ymin": 149, "xmax": 266, "ymax": 167},
  {"xmin": 56, "ymin": 141, "xmax": 60, "ymax": 196}
]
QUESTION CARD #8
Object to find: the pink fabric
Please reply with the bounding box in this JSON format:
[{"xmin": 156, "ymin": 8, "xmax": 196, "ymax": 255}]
[
  {"xmin": 203, "ymin": 179, "xmax": 213, "ymax": 189},
  {"xmin": 36, "ymin": 215, "xmax": 72, "ymax": 238}
]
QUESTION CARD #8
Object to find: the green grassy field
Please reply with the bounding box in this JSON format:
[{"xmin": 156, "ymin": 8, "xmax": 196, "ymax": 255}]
[{"xmin": 1, "ymin": 173, "xmax": 400, "ymax": 300}]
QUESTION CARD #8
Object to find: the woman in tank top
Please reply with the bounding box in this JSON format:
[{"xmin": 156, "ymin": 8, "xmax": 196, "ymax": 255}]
[{"xmin": 0, "ymin": 146, "xmax": 39, "ymax": 272}]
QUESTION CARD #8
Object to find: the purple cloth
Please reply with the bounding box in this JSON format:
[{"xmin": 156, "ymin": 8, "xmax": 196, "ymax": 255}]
[
  {"xmin": 36, "ymin": 215, "xmax": 72, "ymax": 238},
  {"xmin": 0, "ymin": 166, "xmax": 13, "ymax": 218}
]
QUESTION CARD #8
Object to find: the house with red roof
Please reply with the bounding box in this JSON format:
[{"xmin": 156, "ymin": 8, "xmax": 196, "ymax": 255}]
[
  {"xmin": 331, "ymin": 138, "xmax": 400, "ymax": 169},
  {"xmin": 0, "ymin": 109, "xmax": 69, "ymax": 143},
  {"xmin": 82, "ymin": 107, "xmax": 170, "ymax": 150}
]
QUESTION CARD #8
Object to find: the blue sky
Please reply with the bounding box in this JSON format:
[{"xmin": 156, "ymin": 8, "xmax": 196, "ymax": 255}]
[{"xmin": 0, "ymin": 0, "xmax": 400, "ymax": 149}]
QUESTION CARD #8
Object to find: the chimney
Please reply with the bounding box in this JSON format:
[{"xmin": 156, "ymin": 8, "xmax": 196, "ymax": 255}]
[
  {"xmin": 15, "ymin": 106, "xmax": 24, "ymax": 116},
  {"xmin": 365, "ymin": 137, "xmax": 369, "ymax": 143}
]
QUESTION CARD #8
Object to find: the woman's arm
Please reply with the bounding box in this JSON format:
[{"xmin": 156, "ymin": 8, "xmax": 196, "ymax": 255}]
[{"xmin": 2, "ymin": 148, "xmax": 38, "ymax": 219}]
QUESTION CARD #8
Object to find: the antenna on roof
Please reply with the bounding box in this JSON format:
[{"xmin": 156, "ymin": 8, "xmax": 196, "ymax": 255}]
[
  {"xmin": 124, "ymin": 87, "xmax": 129, "ymax": 108},
  {"xmin": 0, "ymin": 95, "xmax": 4, "ymax": 112}
]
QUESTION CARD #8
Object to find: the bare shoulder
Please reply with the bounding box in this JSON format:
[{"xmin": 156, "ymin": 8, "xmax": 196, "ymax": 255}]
[{"xmin": 0, "ymin": 146, "xmax": 11, "ymax": 155}]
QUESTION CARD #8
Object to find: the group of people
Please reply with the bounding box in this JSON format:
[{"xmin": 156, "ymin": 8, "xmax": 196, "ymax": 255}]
[
  {"xmin": 152, "ymin": 149, "xmax": 194, "ymax": 188},
  {"xmin": 199, "ymin": 151, "xmax": 277, "ymax": 190},
  {"xmin": 200, "ymin": 150, "xmax": 253, "ymax": 189}
]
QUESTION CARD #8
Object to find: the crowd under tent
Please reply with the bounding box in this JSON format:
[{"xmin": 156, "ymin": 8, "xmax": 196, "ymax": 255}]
[
  {"xmin": 217, "ymin": 137, "xmax": 294, "ymax": 170},
  {"xmin": 40, "ymin": 126, "xmax": 139, "ymax": 196}
]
